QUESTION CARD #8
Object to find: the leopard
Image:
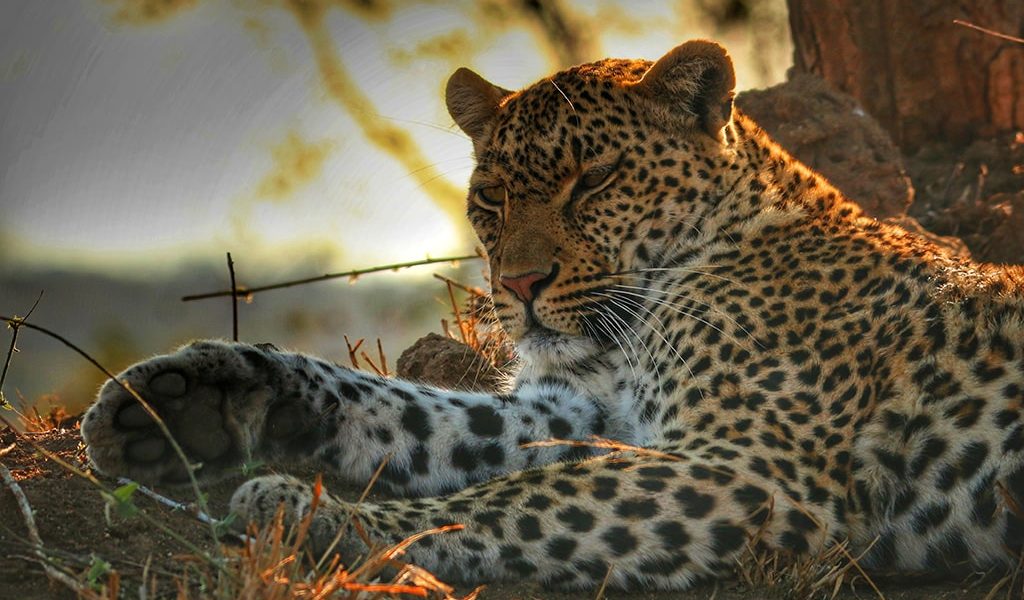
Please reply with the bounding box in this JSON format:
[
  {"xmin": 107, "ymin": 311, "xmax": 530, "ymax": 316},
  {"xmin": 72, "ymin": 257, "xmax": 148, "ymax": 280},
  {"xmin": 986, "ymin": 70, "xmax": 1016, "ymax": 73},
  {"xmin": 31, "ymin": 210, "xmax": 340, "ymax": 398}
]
[{"xmin": 81, "ymin": 40, "xmax": 1024, "ymax": 590}]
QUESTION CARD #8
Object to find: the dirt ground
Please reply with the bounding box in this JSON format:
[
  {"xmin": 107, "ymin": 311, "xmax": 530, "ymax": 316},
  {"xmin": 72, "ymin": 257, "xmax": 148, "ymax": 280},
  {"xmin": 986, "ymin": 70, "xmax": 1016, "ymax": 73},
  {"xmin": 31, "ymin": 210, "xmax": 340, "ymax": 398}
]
[{"xmin": 0, "ymin": 427, "xmax": 1017, "ymax": 600}]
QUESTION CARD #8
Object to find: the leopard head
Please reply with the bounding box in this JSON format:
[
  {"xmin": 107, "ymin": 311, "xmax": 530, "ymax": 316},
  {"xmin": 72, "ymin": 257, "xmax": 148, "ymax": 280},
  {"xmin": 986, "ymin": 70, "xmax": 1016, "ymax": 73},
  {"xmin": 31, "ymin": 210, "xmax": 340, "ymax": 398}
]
[{"xmin": 446, "ymin": 40, "xmax": 739, "ymax": 359}]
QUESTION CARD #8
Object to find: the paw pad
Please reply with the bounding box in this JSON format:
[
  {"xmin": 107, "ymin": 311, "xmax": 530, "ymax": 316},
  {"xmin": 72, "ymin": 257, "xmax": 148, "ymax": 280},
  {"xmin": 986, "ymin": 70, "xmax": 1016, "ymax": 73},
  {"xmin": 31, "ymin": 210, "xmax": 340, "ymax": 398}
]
[
  {"xmin": 82, "ymin": 342, "xmax": 262, "ymax": 484},
  {"xmin": 126, "ymin": 438, "xmax": 166, "ymax": 463},
  {"xmin": 150, "ymin": 371, "xmax": 187, "ymax": 397},
  {"xmin": 117, "ymin": 403, "xmax": 154, "ymax": 428}
]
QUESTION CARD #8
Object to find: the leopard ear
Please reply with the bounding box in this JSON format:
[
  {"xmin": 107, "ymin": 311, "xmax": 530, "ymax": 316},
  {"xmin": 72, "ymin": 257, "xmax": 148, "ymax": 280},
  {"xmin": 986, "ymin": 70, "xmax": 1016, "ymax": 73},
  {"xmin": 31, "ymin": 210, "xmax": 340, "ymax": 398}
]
[
  {"xmin": 633, "ymin": 40, "xmax": 736, "ymax": 140},
  {"xmin": 446, "ymin": 67, "xmax": 512, "ymax": 143}
]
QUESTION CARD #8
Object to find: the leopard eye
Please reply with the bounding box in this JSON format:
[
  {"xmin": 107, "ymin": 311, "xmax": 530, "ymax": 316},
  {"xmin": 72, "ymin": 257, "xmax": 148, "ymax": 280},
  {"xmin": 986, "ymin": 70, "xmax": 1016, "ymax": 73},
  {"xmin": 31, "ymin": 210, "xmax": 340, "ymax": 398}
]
[
  {"xmin": 475, "ymin": 185, "xmax": 507, "ymax": 210},
  {"xmin": 579, "ymin": 168, "xmax": 614, "ymax": 190}
]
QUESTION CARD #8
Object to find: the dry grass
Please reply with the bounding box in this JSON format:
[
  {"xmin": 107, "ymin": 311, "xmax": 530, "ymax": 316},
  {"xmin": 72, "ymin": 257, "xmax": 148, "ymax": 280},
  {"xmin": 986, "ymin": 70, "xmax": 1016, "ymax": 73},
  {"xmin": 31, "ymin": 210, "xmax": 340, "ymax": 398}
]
[
  {"xmin": 433, "ymin": 273, "xmax": 515, "ymax": 373},
  {"xmin": 168, "ymin": 479, "xmax": 480, "ymax": 600}
]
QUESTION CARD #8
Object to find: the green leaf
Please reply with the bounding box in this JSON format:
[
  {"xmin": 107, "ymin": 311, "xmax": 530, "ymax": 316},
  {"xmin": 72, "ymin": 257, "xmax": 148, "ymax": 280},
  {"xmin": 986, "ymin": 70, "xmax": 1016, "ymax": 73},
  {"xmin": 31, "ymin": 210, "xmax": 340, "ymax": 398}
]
[
  {"xmin": 112, "ymin": 498, "xmax": 138, "ymax": 518},
  {"xmin": 102, "ymin": 482, "xmax": 140, "ymax": 519},
  {"xmin": 112, "ymin": 481, "xmax": 139, "ymax": 503},
  {"xmin": 239, "ymin": 459, "xmax": 266, "ymax": 477},
  {"xmin": 86, "ymin": 555, "xmax": 112, "ymax": 590},
  {"xmin": 213, "ymin": 512, "xmax": 238, "ymax": 537}
]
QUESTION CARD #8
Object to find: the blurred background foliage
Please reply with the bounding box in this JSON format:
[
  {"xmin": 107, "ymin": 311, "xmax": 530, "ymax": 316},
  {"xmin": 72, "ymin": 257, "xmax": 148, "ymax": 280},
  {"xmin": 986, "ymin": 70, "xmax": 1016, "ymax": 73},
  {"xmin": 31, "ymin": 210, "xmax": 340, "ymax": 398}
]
[{"xmin": 0, "ymin": 0, "xmax": 791, "ymax": 414}]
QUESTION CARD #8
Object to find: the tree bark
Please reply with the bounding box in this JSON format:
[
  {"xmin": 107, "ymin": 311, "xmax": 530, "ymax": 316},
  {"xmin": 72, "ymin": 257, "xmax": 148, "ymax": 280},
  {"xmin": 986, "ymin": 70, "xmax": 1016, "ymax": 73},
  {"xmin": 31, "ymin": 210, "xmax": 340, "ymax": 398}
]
[{"xmin": 786, "ymin": 0, "xmax": 1024, "ymax": 151}]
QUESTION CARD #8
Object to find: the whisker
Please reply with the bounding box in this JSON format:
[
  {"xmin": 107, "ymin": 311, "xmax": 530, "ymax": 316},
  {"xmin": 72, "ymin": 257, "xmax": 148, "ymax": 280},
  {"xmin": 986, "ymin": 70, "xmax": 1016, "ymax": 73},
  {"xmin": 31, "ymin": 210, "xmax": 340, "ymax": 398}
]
[
  {"xmin": 618, "ymin": 267, "xmax": 740, "ymax": 286},
  {"xmin": 610, "ymin": 284, "xmax": 760, "ymax": 350},
  {"xmin": 591, "ymin": 294, "xmax": 668, "ymax": 397},
  {"xmin": 549, "ymin": 79, "xmax": 577, "ymax": 116},
  {"xmin": 549, "ymin": 78, "xmax": 601, "ymax": 163},
  {"xmin": 585, "ymin": 305, "xmax": 639, "ymax": 381},
  {"xmin": 597, "ymin": 310, "xmax": 641, "ymax": 381},
  {"xmin": 607, "ymin": 301, "xmax": 666, "ymax": 398},
  {"xmin": 403, "ymin": 155, "xmax": 478, "ymax": 179},
  {"xmin": 342, "ymin": 105, "xmax": 473, "ymax": 141},
  {"xmin": 592, "ymin": 291, "xmax": 707, "ymax": 404},
  {"xmin": 610, "ymin": 286, "xmax": 748, "ymax": 349}
]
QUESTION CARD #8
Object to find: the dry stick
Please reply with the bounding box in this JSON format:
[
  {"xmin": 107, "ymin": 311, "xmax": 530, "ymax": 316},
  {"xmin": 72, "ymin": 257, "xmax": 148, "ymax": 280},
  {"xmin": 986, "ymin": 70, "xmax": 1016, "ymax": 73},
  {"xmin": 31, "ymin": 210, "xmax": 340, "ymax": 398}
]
[
  {"xmin": 359, "ymin": 349, "xmax": 387, "ymax": 377},
  {"xmin": 444, "ymin": 279, "xmax": 468, "ymax": 345},
  {"xmin": 0, "ymin": 315, "xmax": 221, "ymax": 548},
  {"xmin": 954, "ymin": 19, "xmax": 1024, "ymax": 44},
  {"xmin": 0, "ymin": 461, "xmax": 85, "ymax": 593},
  {"xmin": 227, "ymin": 252, "xmax": 239, "ymax": 342},
  {"xmin": 0, "ymin": 291, "xmax": 43, "ymax": 409},
  {"xmin": 181, "ymin": 253, "xmax": 482, "ymax": 302},
  {"xmin": 834, "ymin": 537, "xmax": 884, "ymax": 600},
  {"xmin": 344, "ymin": 335, "xmax": 365, "ymax": 370},
  {"xmin": 116, "ymin": 477, "xmax": 249, "ymax": 544},
  {"xmin": 523, "ymin": 436, "xmax": 686, "ymax": 463},
  {"xmin": 314, "ymin": 453, "xmax": 393, "ymax": 571},
  {"xmin": 431, "ymin": 273, "xmax": 486, "ymax": 297},
  {"xmin": 594, "ymin": 562, "xmax": 614, "ymax": 600},
  {"xmin": 377, "ymin": 338, "xmax": 388, "ymax": 376}
]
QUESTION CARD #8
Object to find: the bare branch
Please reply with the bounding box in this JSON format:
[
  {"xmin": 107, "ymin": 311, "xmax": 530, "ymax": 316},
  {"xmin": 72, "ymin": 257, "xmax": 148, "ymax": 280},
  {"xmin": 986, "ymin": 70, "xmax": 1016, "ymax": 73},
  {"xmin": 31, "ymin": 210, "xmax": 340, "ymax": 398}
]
[
  {"xmin": 432, "ymin": 273, "xmax": 486, "ymax": 297},
  {"xmin": 181, "ymin": 253, "xmax": 481, "ymax": 302},
  {"xmin": 116, "ymin": 477, "xmax": 248, "ymax": 544},
  {"xmin": 954, "ymin": 19, "xmax": 1024, "ymax": 44},
  {"xmin": 226, "ymin": 252, "xmax": 239, "ymax": 342},
  {"xmin": 0, "ymin": 291, "xmax": 43, "ymax": 409}
]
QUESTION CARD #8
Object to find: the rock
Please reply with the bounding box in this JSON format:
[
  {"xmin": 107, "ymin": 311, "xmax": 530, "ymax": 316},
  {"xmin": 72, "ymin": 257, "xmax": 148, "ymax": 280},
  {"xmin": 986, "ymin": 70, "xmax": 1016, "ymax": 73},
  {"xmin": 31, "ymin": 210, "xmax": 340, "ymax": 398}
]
[
  {"xmin": 736, "ymin": 72, "xmax": 913, "ymax": 219},
  {"xmin": 396, "ymin": 333, "xmax": 508, "ymax": 393}
]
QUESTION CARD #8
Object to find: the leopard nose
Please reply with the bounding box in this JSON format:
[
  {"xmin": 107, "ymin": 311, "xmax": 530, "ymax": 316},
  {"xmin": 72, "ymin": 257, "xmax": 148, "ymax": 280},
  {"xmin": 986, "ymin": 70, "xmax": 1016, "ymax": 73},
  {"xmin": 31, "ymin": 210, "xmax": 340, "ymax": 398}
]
[{"xmin": 500, "ymin": 267, "xmax": 555, "ymax": 304}]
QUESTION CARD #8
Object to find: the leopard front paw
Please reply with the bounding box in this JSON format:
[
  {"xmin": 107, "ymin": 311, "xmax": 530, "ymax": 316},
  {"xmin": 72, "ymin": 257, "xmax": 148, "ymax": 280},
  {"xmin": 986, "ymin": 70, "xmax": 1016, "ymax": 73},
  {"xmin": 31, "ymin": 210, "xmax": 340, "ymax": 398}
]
[
  {"xmin": 230, "ymin": 475, "xmax": 359, "ymax": 558},
  {"xmin": 82, "ymin": 340, "xmax": 277, "ymax": 485}
]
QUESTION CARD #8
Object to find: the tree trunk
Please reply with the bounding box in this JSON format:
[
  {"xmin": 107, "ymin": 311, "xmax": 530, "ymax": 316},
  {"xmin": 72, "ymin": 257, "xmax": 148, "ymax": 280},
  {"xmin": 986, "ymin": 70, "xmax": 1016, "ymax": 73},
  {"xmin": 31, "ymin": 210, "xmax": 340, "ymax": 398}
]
[{"xmin": 786, "ymin": 0, "xmax": 1024, "ymax": 151}]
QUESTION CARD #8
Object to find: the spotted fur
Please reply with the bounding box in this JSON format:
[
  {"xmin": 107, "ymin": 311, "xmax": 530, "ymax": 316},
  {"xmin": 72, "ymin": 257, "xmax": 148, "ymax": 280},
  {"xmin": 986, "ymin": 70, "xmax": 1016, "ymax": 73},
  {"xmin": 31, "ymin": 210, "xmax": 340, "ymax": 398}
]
[{"xmin": 81, "ymin": 40, "xmax": 1024, "ymax": 589}]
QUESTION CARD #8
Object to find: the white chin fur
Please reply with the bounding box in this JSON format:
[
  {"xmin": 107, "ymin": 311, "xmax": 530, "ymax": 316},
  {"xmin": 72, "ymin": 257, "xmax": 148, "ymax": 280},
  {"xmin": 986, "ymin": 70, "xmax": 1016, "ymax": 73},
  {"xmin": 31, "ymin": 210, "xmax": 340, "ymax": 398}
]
[{"xmin": 517, "ymin": 329, "xmax": 598, "ymax": 367}]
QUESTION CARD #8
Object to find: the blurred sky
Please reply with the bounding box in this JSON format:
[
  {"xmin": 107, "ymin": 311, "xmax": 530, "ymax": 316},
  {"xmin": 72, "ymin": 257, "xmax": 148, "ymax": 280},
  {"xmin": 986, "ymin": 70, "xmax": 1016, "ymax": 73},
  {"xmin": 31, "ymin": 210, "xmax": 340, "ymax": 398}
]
[{"xmin": 0, "ymin": 0, "xmax": 791, "ymax": 276}]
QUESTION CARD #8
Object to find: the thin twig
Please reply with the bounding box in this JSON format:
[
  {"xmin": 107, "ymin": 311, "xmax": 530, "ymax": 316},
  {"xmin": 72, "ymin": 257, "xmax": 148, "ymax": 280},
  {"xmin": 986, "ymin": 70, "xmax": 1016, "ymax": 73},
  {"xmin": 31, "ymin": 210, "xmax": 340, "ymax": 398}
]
[
  {"xmin": 116, "ymin": 477, "xmax": 249, "ymax": 544},
  {"xmin": 432, "ymin": 273, "xmax": 486, "ymax": 297},
  {"xmin": 954, "ymin": 19, "xmax": 1024, "ymax": 44},
  {"xmin": 0, "ymin": 461, "xmax": 85, "ymax": 593},
  {"xmin": 315, "ymin": 453, "xmax": 393, "ymax": 570},
  {"xmin": 344, "ymin": 336, "xmax": 364, "ymax": 370},
  {"xmin": 0, "ymin": 316, "xmax": 125, "ymax": 390},
  {"xmin": 594, "ymin": 562, "xmax": 614, "ymax": 600},
  {"xmin": 227, "ymin": 252, "xmax": 239, "ymax": 342},
  {"xmin": 522, "ymin": 435, "xmax": 685, "ymax": 462},
  {"xmin": 0, "ymin": 291, "xmax": 43, "ymax": 409},
  {"xmin": 377, "ymin": 338, "xmax": 388, "ymax": 376},
  {"xmin": 181, "ymin": 253, "xmax": 481, "ymax": 302},
  {"xmin": 445, "ymin": 280, "xmax": 468, "ymax": 345}
]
